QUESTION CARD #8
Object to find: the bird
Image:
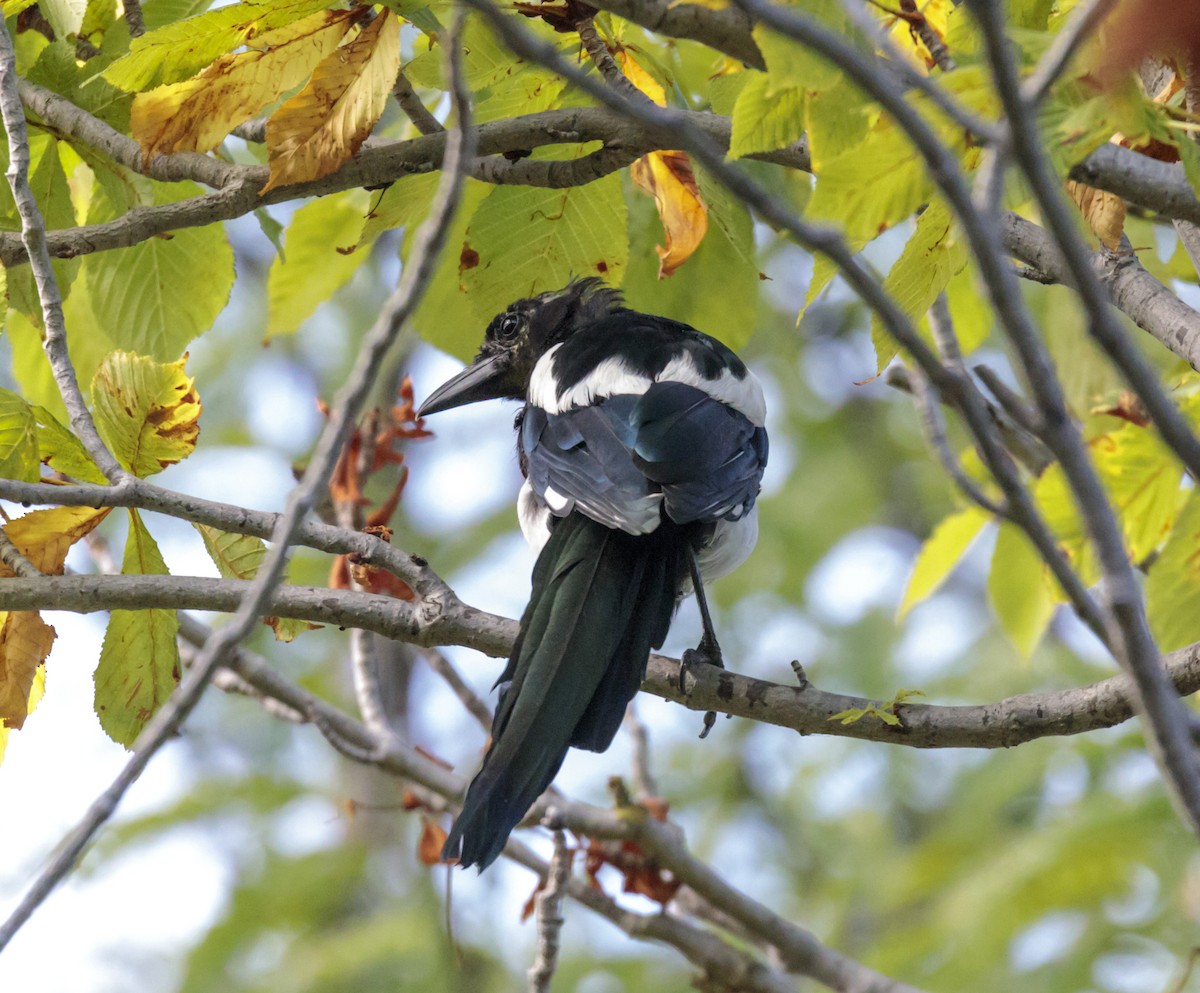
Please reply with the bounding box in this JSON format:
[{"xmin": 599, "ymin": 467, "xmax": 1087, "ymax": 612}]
[{"xmin": 418, "ymin": 278, "xmax": 768, "ymax": 870}]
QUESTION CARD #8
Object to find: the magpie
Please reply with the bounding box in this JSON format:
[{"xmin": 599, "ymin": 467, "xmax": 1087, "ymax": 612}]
[{"xmin": 419, "ymin": 278, "xmax": 768, "ymax": 870}]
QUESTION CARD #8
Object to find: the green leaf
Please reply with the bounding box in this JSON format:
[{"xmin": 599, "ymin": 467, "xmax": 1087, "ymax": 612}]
[
  {"xmin": 989, "ymin": 522, "xmax": 1055, "ymax": 657},
  {"xmin": 374, "ymin": 0, "xmax": 440, "ymax": 34},
  {"xmin": 752, "ymin": 20, "xmax": 840, "ymax": 94},
  {"xmin": 473, "ymin": 66, "xmax": 565, "ymax": 126},
  {"xmin": 81, "ymin": 0, "xmax": 118, "ymax": 43},
  {"xmin": 267, "ymin": 190, "xmax": 372, "ymax": 337},
  {"xmin": 140, "ymin": 0, "xmax": 214, "ymax": 31},
  {"xmin": 708, "ymin": 71, "xmax": 749, "ymax": 117},
  {"xmin": 4, "ymin": 132, "xmax": 80, "ymax": 322},
  {"xmin": 455, "ymin": 175, "xmax": 628, "ymax": 351},
  {"xmin": 899, "ymin": 505, "xmax": 990, "ymax": 619},
  {"xmin": 40, "ymin": 0, "xmax": 87, "ymax": 36},
  {"xmin": 729, "ymin": 74, "xmax": 805, "ymax": 159},
  {"xmin": 800, "ymin": 252, "xmax": 839, "ymax": 319},
  {"xmin": 357, "ymin": 173, "xmax": 439, "ymax": 248},
  {"xmin": 870, "ymin": 200, "xmax": 968, "ymax": 371},
  {"xmin": 195, "ymin": 523, "xmax": 266, "ymax": 578},
  {"xmin": 1034, "ymin": 463, "xmax": 1099, "ymax": 588},
  {"xmin": 1147, "ymin": 491, "xmax": 1200, "ymax": 652},
  {"xmin": 1092, "ymin": 421, "xmax": 1184, "ymax": 562},
  {"xmin": 622, "ymin": 171, "xmax": 757, "ymax": 350},
  {"xmin": 0, "ymin": 389, "xmax": 40, "ymax": 483},
  {"xmin": 28, "ymin": 39, "xmax": 131, "ymax": 132},
  {"xmin": 94, "ymin": 510, "xmax": 181, "ymax": 746},
  {"xmin": 804, "ymin": 73, "xmax": 869, "ymax": 170},
  {"xmin": 409, "ymin": 178, "xmax": 491, "ymax": 362},
  {"xmin": 828, "ymin": 703, "xmax": 901, "ymax": 726},
  {"xmin": 79, "ymin": 181, "xmax": 234, "ymax": 359},
  {"xmin": 6, "ymin": 308, "xmax": 66, "ymax": 422},
  {"xmin": 101, "ymin": 0, "xmax": 336, "ymax": 90},
  {"xmin": 92, "ymin": 351, "xmax": 201, "ymax": 477},
  {"xmin": 193, "ymin": 524, "xmax": 317, "ymax": 641},
  {"xmin": 943, "ymin": 265, "xmax": 992, "ymax": 355},
  {"xmin": 807, "ymin": 117, "xmax": 934, "ymax": 244},
  {"xmin": 254, "ymin": 207, "xmax": 286, "ymax": 262},
  {"xmin": 32, "ymin": 405, "xmax": 107, "ymax": 483}
]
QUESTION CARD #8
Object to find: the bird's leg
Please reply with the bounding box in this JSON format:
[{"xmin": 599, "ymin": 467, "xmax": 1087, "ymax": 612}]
[{"xmin": 680, "ymin": 544, "xmax": 723, "ymax": 739}]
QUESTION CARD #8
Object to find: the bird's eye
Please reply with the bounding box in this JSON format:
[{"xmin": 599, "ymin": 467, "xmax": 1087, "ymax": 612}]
[{"xmin": 498, "ymin": 313, "xmax": 522, "ymax": 340}]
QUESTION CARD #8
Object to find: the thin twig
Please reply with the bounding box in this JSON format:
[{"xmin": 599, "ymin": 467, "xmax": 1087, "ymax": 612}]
[
  {"xmin": 908, "ymin": 363, "xmax": 1007, "ymax": 516},
  {"xmin": 393, "ymin": 71, "xmax": 444, "ymax": 135},
  {"xmin": 0, "ymin": 528, "xmax": 40, "ymax": 577},
  {"xmin": 0, "ymin": 22, "xmax": 126, "ymax": 484},
  {"xmin": 123, "ymin": 0, "xmax": 146, "ymax": 37},
  {"xmin": 0, "ymin": 476, "xmax": 452, "ymax": 600},
  {"xmin": 527, "ymin": 818, "xmax": 572, "ymax": 993},
  {"xmin": 575, "ymin": 14, "xmax": 653, "ymax": 104},
  {"xmin": 0, "ymin": 13, "xmax": 476, "ymax": 952}
]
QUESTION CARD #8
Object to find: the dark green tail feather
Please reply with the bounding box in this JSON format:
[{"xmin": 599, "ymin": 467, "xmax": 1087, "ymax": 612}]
[{"xmin": 442, "ymin": 513, "xmax": 691, "ymax": 870}]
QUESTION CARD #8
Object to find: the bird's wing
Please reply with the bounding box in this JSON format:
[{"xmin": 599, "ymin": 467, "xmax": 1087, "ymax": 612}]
[
  {"xmin": 522, "ymin": 381, "xmax": 767, "ymax": 534},
  {"xmin": 522, "ymin": 398, "xmax": 664, "ymax": 534},
  {"xmin": 631, "ymin": 380, "xmax": 768, "ymax": 523}
]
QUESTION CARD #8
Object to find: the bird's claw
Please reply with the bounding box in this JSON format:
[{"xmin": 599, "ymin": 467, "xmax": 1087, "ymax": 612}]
[{"xmin": 680, "ymin": 638, "xmax": 725, "ymax": 739}]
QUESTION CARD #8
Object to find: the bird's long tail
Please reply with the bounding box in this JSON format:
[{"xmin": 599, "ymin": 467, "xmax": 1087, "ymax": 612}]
[{"xmin": 443, "ymin": 512, "xmax": 691, "ymax": 870}]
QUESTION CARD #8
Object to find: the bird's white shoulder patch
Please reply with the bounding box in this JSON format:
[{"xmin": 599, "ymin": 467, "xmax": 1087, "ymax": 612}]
[
  {"xmin": 529, "ymin": 346, "xmax": 654, "ymax": 414},
  {"xmin": 656, "ymin": 355, "xmax": 766, "ymax": 426}
]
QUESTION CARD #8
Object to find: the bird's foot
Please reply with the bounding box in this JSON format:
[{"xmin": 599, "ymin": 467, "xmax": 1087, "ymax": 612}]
[{"xmin": 679, "ymin": 635, "xmax": 724, "ymax": 740}]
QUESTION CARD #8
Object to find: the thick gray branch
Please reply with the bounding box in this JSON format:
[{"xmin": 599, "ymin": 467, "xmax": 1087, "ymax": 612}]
[{"xmin": 5, "ymin": 572, "xmax": 1200, "ymax": 750}]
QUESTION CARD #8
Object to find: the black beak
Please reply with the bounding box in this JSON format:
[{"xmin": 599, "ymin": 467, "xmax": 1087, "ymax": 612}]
[{"xmin": 418, "ymin": 353, "xmax": 512, "ymax": 417}]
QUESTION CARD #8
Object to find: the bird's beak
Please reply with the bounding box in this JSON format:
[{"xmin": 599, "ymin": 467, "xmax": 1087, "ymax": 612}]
[{"xmin": 418, "ymin": 352, "xmax": 512, "ymax": 417}]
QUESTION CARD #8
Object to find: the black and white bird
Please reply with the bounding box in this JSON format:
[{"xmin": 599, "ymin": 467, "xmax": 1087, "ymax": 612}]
[{"xmin": 419, "ymin": 278, "xmax": 768, "ymax": 870}]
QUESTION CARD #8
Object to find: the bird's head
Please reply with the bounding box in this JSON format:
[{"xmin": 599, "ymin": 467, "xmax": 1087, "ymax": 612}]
[{"xmin": 418, "ymin": 278, "xmax": 623, "ymax": 416}]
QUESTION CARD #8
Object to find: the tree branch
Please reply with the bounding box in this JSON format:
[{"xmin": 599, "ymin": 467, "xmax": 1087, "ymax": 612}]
[
  {"xmin": 1, "ymin": 570, "xmax": 1199, "ymax": 749},
  {"xmin": 973, "ymin": 0, "xmax": 1200, "ymax": 835},
  {"xmin": 0, "ymin": 14, "xmax": 477, "ymax": 953},
  {"xmin": 0, "ymin": 24, "xmax": 126, "ymax": 483}
]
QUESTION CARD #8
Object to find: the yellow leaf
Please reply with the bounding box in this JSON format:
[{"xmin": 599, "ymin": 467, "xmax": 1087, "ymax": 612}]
[
  {"xmin": 0, "ymin": 504, "xmax": 106, "ymax": 741},
  {"xmin": 631, "ymin": 150, "xmax": 709, "ymax": 278},
  {"xmin": 92, "ymin": 351, "xmax": 201, "ymax": 478},
  {"xmin": 130, "ymin": 9, "xmax": 357, "ymax": 160},
  {"xmin": 614, "ymin": 48, "xmax": 666, "ymax": 107},
  {"xmin": 0, "ymin": 613, "xmax": 56, "ymax": 730},
  {"xmin": 617, "ymin": 49, "xmax": 708, "ymax": 276},
  {"xmin": 262, "ymin": 11, "xmax": 402, "ymax": 193},
  {"xmin": 0, "ymin": 662, "xmax": 46, "ymax": 764},
  {"xmin": 1066, "ymin": 179, "xmax": 1126, "ymax": 251},
  {"xmin": 885, "ymin": 0, "xmax": 951, "ymax": 71},
  {"xmin": 2, "ymin": 505, "xmax": 112, "ymax": 575}
]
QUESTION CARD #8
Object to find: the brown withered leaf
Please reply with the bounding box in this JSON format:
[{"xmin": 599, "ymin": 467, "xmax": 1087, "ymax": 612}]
[
  {"xmin": 131, "ymin": 9, "xmax": 358, "ymax": 161},
  {"xmin": 631, "ymin": 150, "xmax": 709, "ymax": 277},
  {"xmin": 263, "ymin": 11, "xmax": 401, "ymax": 193},
  {"xmin": 0, "ymin": 612, "xmax": 56, "ymax": 730},
  {"xmin": 1067, "ymin": 179, "xmax": 1126, "ymax": 251},
  {"xmin": 418, "ymin": 816, "xmax": 449, "ymax": 865},
  {"xmin": 1095, "ymin": 390, "xmax": 1152, "ymax": 427}
]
